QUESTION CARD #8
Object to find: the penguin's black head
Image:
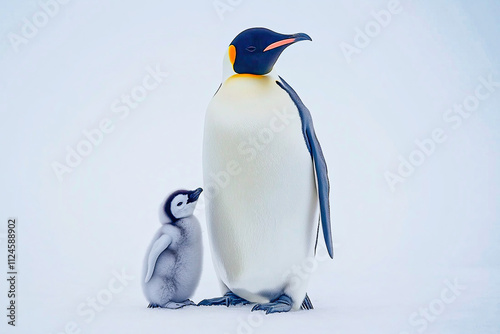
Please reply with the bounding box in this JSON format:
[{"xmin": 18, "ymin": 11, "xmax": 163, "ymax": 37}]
[
  {"xmin": 228, "ymin": 27, "xmax": 312, "ymax": 76},
  {"xmin": 162, "ymin": 188, "xmax": 203, "ymax": 222}
]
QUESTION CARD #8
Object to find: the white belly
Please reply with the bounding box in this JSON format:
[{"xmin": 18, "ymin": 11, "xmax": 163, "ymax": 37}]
[{"xmin": 202, "ymin": 75, "xmax": 317, "ymax": 306}]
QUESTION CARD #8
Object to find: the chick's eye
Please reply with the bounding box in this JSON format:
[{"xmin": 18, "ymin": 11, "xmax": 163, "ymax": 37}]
[
  {"xmin": 177, "ymin": 202, "xmax": 183, "ymax": 207},
  {"xmin": 246, "ymin": 46, "xmax": 256, "ymax": 52}
]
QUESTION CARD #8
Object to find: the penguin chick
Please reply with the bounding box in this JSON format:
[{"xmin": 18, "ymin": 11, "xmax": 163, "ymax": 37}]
[{"xmin": 142, "ymin": 188, "xmax": 203, "ymax": 309}]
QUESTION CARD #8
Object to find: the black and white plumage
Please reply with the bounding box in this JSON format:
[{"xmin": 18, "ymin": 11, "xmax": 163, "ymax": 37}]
[
  {"xmin": 142, "ymin": 188, "xmax": 203, "ymax": 309},
  {"xmin": 200, "ymin": 28, "xmax": 332, "ymax": 313}
]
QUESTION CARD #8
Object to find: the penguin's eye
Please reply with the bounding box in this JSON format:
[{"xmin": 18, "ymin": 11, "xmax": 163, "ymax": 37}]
[
  {"xmin": 246, "ymin": 46, "xmax": 256, "ymax": 52},
  {"xmin": 177, "ymin": 202, "xmax": 183, "ymax": 207}
]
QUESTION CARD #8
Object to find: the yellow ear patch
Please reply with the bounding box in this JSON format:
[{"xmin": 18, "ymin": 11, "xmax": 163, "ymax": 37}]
[{"xmin": 228, "ymin": 45, "xmax": 236, "ymax": 65}]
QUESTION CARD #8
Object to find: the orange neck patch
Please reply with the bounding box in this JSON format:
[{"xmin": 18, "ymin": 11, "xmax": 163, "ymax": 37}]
[
  {"xmin": 230, "ymin": 73, "xmax": 263, "ymax": 78},
  {"xmin": 226, "ymin": 73, "xmax": 266, "ymax": 83}
]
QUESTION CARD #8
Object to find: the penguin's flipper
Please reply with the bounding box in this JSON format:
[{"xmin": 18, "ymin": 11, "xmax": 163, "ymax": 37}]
[
  {"xmin": 276, "ymin": 77, "xmax": 333, "ymax": 258},
  {"xmin": 145, "ymin": 234, "xmax": 173, "ymax": 283}
]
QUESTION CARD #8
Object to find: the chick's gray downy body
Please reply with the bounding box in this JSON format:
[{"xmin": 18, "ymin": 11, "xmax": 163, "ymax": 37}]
[{"xmin": 142, "ymin": 188, "xmax": 203, "ymax": 309}]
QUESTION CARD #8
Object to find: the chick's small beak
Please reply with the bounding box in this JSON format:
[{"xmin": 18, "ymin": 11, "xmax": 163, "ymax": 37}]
[
  {"xmin": 187, "ymin": 188, "xmax": 203, "ymax": 203},
  {"xmin": 263, "ymin": 33, "xmax": 312, "ymax": 52}
]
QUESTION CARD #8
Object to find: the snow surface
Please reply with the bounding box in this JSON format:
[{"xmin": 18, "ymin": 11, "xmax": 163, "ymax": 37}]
[{"xmin": 0, "ymin": 0, "xmax": 499, "ymax": 333}]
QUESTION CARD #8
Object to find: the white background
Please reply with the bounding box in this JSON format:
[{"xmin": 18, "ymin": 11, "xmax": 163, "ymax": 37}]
[{"xmin": 1, "ymin": 0, "xmax": 499, "ymax": 333}]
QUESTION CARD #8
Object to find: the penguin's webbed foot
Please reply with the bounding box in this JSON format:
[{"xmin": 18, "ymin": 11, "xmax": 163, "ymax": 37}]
[
  {"xmin": 198, "ymin": 291, "xmax": 250, "ymax": 307},
  {"xmin": 251, "ymin": 294, "xmax": 293, "ymax": 314},
  {"xmin": 148, "ymin": 300, "xmax": 195, "ymax": 309},
  {"xmin": 164, "ymin": 299, "xmax": 196, "ymax": 309}
]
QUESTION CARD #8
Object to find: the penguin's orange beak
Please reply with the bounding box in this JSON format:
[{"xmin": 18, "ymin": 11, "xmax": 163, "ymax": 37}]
[
  {"xmin": 263, "ymin": 33, "xmax": 312, "ymax": 52},
  {"xmin": 263, "ymin": 38, "xmax": 296, "ymax": 52}
]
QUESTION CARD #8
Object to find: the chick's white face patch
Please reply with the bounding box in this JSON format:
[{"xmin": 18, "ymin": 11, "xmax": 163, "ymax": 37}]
[{"xmin": 170, "ymin": 194, "xmax": 196, "ymax": 219}]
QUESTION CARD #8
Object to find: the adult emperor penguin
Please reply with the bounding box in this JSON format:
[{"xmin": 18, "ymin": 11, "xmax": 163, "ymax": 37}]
[
  {"xmin": 143, "ymin": 188, "xmax": 203, "ymax": 309},
  {"xmin": 200, "ymin": 27, "xmax": 333, "ymax": 314}
]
